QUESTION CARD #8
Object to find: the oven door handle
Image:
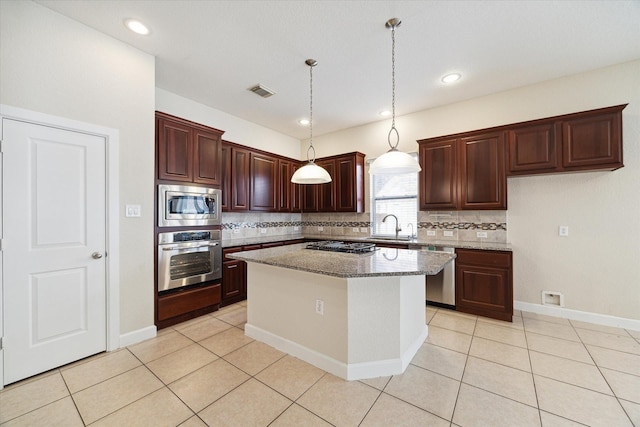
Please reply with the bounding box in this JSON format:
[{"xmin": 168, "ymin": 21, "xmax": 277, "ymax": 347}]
[{"xmin": 161, "ymin": 242, "xmax": 220, "ymax": 251}]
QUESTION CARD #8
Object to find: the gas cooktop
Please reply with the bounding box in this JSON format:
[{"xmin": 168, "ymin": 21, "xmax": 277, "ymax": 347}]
[{"xmin": 305, "ymin": 241, "xmax": 377, "ymax": 254}]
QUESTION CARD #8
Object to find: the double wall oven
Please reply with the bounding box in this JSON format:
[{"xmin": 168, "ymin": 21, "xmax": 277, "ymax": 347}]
[{"xmin": 157, "ymin": 184, "xmax": 222, "ymax": 292}]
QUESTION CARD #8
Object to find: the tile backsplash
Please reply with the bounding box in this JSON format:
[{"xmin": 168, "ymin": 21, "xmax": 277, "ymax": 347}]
[
  {"xmin": 222, "ymin": 210, "xmax": 507, "ymax": 243},
  {"xmin": 418, "ymin": 210, "xmax": 507, "ymax": 243}
]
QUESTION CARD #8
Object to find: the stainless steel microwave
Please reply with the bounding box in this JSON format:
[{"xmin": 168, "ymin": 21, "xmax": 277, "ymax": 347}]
[{"xmin": 158, "ymin": 184, "xmax": 221, "ymax": 227}]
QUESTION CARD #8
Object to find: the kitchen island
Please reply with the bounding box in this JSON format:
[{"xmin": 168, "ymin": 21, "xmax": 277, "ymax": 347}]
[{"xmin": 228, "ymin": 243, "xmax": 455, "ymax": 380}]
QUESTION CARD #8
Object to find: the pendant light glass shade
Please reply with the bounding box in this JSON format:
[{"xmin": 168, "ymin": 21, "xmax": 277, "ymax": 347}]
[
  {"xmin": 292, "ymin": 59, "xmax": 331, "ymax": 184},
  {"xmin": 369, "ymin": 18, "xmax": 421, "ymax": 175},
  {"xmin": 369, "ymin": 148, "xmax": 421, "ymax": 174},
  {"xmin": 291, "ymin": 161, "xmax": 333, "ymax": 183}
]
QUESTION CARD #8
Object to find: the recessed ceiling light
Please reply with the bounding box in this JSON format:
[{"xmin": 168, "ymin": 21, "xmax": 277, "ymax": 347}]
[
  {"xmin": 124, "ymin": 19, "xmax": 150, "ymax": 35},
  {"xmin": 298, "ymin": 119, "xmax": 310, "ymax": 125},
  {"xmin": 379, "ymin": 110, "xmax": 392, "ymax": 117},
  {"xmin": 441, "ymin": 73, "xmax": 461, "ymax": 84}
]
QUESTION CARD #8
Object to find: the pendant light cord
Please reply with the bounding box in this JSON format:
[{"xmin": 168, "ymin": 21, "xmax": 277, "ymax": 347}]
[
  {"xmin": 388, "ymin": 21, "xmax": 400, "ymax": 150},
  {"xmin": 308, "ymin": 61, "xmax": 315, "ymax": 162}
]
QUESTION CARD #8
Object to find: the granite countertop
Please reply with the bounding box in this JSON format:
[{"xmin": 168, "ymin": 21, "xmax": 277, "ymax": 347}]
[{"xmin": 227, "ymin": 243, "xmax": 456, "ymax": 279}]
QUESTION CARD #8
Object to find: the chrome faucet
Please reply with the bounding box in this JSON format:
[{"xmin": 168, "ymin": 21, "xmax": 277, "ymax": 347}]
[
  {"xmin": 382, "ymin": 214, "xmax": 402, "ymax": 240},
  {"xmin": 407, "ymin": 223, "xmax": 415, "ymax": 239}
]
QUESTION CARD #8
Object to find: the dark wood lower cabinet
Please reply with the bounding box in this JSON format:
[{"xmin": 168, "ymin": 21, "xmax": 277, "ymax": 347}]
[
  {"xmin": 157, "ymin": 283, "xmax": 221, "ymax": 329},
  {"xmin": 455, "ymin": 249, "xmax": 513, "ymax": 322}
]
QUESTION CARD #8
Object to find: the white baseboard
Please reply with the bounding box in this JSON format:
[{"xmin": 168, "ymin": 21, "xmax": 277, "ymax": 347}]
[
  {"xmin": 119, "ymin": 325, "xmax": 157, "ymax": 348},
  {"xmin": 515, "ymin": 301, "xmax": 640, "ymax": 332},
  {"xmin": 245, "ymin": 323, "xmax": 428, "ymax": 381}
]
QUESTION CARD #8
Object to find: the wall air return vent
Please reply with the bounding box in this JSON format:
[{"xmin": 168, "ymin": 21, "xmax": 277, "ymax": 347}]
[{"xmin": 248, "ymin": 84, "xmax": 276, "ymax": 98}]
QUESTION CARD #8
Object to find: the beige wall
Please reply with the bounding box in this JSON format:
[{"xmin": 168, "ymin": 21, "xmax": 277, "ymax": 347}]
[
  {"xmin": 310, "ymin": 60, "xmax": 640, "ymax": 320},
  {"xmin": 0, "ymin": 1, "xmax": 156, "ymax": 334}
]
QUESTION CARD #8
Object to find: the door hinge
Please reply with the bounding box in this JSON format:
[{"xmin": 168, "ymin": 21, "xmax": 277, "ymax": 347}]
[{"xmin": 0, "ymin": 337, "xmax": 3, "ymax": 350}]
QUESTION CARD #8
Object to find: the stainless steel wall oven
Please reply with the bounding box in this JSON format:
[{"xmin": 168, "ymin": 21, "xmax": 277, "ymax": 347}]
[{"xmin": 157, "ymin": 229, "xmax": 222, "ymax": 292}]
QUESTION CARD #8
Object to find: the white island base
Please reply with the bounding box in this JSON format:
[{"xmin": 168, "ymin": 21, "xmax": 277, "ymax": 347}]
[{"xmin": 244, "ymin": 262, "xmax": 428, "ymax": 381}]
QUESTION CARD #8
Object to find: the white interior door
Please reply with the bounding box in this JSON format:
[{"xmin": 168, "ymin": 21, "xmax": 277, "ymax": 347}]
[{"xmin": 2, "ymin": 118, "xmax": 107, "ymax": 384}]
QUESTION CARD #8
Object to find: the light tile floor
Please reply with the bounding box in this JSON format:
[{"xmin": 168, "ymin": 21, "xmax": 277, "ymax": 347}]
[{"xmin": 1, "ymin": 302, "xmax": 639, "ymax": 426}]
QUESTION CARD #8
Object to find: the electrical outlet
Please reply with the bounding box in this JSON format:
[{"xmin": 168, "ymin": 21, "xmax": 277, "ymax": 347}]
[
  {"xmin": 294, "ymin": 226, "xmax": 300, "ymax": 231},
  {"xmin": 427, "ymin": 230, "xmax": 436, "ymax": 236},
  {"xmin": 315, "ymin": 299, "xmax": 324, "ymax": 315},
  {"xmin": 360, "ymin": 227, "xmax": 368, "ymax": 233},
  {"xmin": 476, "ymin": 231, "xmax": 488, "ymax": 238},
  {"xmin": 443, "ymin": 230, "xmax": 454, "ymax": 237},
  {"xmin": 352, "ymin": 227, "xmax": 359, "ymax": 232},
  {"xmin": 260, "ymin": 229, "xmax": 267, "ymax": 234},
  {"xmin": 125, "ymin": 204, "xmax": 141, "ymax": 217},
  {"xmin": 318, "ymin": 226, "xmax": 324, "ymax": 232},
  {"xmin": 559, "ymin": 226, "xmax": 569, "ymax": 237},
  {"xmin": 233, "ymin": 228, "xmax": 240, "ymax": 234}
]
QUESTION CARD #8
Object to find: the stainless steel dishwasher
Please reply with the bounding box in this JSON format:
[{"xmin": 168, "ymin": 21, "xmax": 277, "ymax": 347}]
[{"xmin": 424, "ymin": 246, "xmax": 455, "ymax": 308}]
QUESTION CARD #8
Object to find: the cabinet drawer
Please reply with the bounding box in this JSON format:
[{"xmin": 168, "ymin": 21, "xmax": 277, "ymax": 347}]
[
  {"xmin": 157, "ymin": 284, "xmax": 221, "ymax": 321},
  {"xmin": 455, "ymin": 249, "xmax": 511, "ymax": 268}
]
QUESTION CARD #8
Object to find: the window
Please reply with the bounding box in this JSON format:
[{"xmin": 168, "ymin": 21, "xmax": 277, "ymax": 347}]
[{"xmin": 370, "ymin": 156, "xmax": 418, "ymax": 238}]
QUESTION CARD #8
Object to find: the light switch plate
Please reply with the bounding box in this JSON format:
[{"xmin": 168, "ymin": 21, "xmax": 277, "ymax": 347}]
[
  {"xmin": 559, "ymin": 226, "xmax": 569, "ymax": 237},
  {"xmin": 125, "ymin": 204, "xmax": 141, "ymax": 217}
]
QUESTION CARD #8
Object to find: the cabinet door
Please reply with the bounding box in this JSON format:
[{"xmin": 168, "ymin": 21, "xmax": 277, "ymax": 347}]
[
  {"xmin": 507, "ymin": 122, "xmax": 560, "ymax": 175},
  {"xmin": 336, "ymin": 154, "xmax": 365, "ymax": 212},
  {"xmin": 458, "ymin": 132, "xmax": 507, "ymax": 210},
  {"xmin": 290, "ymin": 163, "xmax": 302, "ymax": 213},
  {"xmin": 562, "ymin": 110, "xmax": 622, "ymax": 170},
  {"xmin": 220, "ymin": 143, "xmax": 231, "ymax": 211},
  {"xmin": 278, "ymin": 160, "xmax": 292, "ymax": 212},
  {"xmin": 193, "ymin": 128, "xmax": 222, "ymax": 185},
  {"xmin": 317, "ymin": 159, "xmax": 336, "ymax": 212},
  {"xmin": 157, "ymin": 118, "xmax": 193, "ymax": 182},
  {"xmin": 302, "ymin": 184, "xmax": 319, "ymax": 212},
  {"xmin": 231, "ymin": 147, "xmax": 251, "ymax": 211},
  {"xmin": 250, "ymin": 153, "xmax": 277, "ymax": 211},
  {"xmin": 455, "ymin": 263, "xmax": 512, "ymax": 321},
  {"xmin": 222, "ymin": 260, "xmax": 247, "ymax": 302},
  {"xmin": 419, "ymin": 139, "xmax": 458, "ymax": 210}
]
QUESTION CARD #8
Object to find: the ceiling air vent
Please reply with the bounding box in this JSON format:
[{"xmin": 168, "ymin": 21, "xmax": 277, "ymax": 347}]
[{"xmin": 248, "ymin": 84, "xmax": 276, "ymax": 98}]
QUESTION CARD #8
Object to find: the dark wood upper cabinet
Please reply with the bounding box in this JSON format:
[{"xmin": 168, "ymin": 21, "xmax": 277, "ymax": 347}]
[
  {"xmin": 301, "ymin": 152, "xmax": 365, "ymax": 213},
  {"xmin": 157, "ymin": 118, "xmax": 193, "ymax": 182},
  {"xmin": 250, "ymin": 152, "xmax": 278, "ymax": 211},
  {"xmin": 507, "ymin": 104, "xmax": 625, "ymax": 176},
  {"xmin": 418, "ymin": 133, "xmax": 506, "ymax": 210},
  {"xmin": 419, "ymin": 139, "xmax": 458, "ymax": 210},
  {"xmin": 507, "ymin": 122, "xmax": 560, "ymax": 174},
  {"xmin": 459, "ymin": 131, "xmax": 506, "ymax": 210},
  {"xmin": 193, "ymin": 129, "xmax": 223, "ymax": 185},
  {"xmin": 317, "ymin": 159, "xmax": 337, "ymax": 212},
  {"xmin": 562, "ymin": 107, "xmax": 623, "ymax": 170},
  {"xmin": 220, "ymin": 143, "xmax": 231, "ymax": 211},
  {"xmin": 336, "ymin": 153, "xmax": 365, "ymax": 212},
  {"xmin": 290, "ymin": 162, "xmax": 302, "ymax": 213},
  {"xmin": 231, "ymin": 146, "xmax": 250, "ymax": 211},
  {"xmin": 156, "ymin": 112, "xmax": 223, "ymax": 185},
  {"xmin": 278, "ymin": 159, "xmax": 292, "ymax": 212}
]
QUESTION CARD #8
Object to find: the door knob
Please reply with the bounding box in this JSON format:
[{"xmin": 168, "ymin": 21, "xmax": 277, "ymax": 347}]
[{"xmin": 92, "ymin": 252, "xmax": 103, "ymax": 259}]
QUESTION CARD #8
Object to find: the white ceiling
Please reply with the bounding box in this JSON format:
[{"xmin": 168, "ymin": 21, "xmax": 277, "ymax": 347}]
[{"xmin": 36, "ymin": 0, "xmax": 640, "ymax": 140}]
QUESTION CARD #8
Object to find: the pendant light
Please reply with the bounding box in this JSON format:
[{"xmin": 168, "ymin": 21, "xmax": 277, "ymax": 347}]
[
  {"xmin": 369, "ymin": 18, "xmax": 422, "ymax": 175},
  {"xmin": 291, "ymin": 59, "xmax": 332, "ymax": 184}
]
